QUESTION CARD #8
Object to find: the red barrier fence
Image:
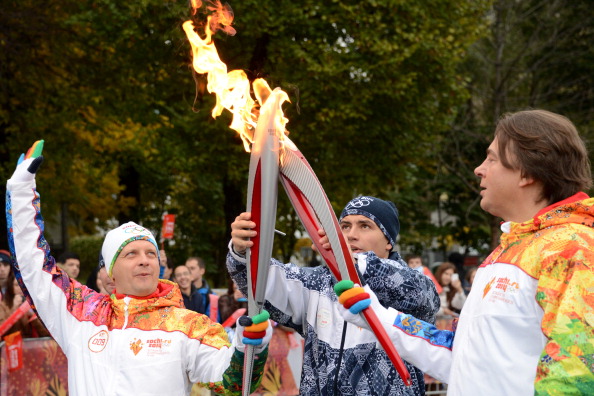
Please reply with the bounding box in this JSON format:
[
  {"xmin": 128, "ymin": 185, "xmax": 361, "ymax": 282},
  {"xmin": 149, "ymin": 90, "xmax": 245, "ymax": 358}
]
[{"xmin": 0, "ymin": 336, "xmax": 68, "ymax": 396}]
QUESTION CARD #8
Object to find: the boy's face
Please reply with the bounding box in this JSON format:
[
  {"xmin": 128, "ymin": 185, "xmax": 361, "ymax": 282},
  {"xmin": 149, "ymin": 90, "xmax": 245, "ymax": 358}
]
[
  {"xmin": 185, "ymin": 258, "xmax": 204, "ymax": 283},
  {"xmin": 62, "ymin": 258, "xmax": 80, "ymax": 279},
  {"xmin": 339, "ymin": 215, "xmax": 392, "ymax": 259}
]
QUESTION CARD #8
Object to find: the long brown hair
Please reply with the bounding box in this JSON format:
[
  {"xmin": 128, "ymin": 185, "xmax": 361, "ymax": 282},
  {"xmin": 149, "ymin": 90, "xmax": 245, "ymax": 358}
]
[
  {"xmin": 496, "ymin": 110, "xmax": 592, "ymax": 204},
  {"xmin": 435, "ymin": 262, "xmax": 460, "ymax": 312},
  {"xmin": 2, "ymin": 267, "xmax": 18, "ymax": 309}
]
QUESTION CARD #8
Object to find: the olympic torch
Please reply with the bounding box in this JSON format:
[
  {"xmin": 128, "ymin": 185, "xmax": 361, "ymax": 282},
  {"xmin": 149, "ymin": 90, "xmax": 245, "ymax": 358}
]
[
  {"xmin": 279, "ymin": 137, "xmax": 412, "ymax": 386},
  {"xmin": 242, "ymin": 82, "xmax": 288, "ymax": 395}
]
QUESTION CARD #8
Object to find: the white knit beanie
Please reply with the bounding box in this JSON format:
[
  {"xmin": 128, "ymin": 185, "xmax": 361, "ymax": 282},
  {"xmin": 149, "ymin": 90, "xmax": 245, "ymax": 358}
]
[{"xmin": 100, "ymin": 222, "xmax": 159, "ymax": 276}]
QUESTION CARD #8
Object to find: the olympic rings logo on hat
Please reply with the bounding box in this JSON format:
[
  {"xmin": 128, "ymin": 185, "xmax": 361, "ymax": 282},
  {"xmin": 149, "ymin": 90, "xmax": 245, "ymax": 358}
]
[
  {"xmin": 123, "ymin": 226, "xmax": 149, "ymax": 234},
  {"xmin": 345, "ymin": 196, "xmax": 374, "ymax": 209}
]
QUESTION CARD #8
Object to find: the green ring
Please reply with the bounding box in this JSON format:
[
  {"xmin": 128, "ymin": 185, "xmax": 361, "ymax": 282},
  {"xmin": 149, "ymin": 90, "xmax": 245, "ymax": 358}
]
[
  {"xmin": 252, "ymin": 310, "xmax": 270, "ymax": 324},
  {"xmin": 334, "ymin": 280, "xmax": 355, "ymax": 296}
]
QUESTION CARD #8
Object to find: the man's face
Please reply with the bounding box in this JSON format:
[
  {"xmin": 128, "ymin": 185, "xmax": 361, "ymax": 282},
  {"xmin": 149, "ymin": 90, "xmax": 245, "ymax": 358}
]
[
  {"xmin": 62, "ymin": 258, "xmax": 80, "ymax": 279},
  {"xmin": 339, "ymin": 214, "xmax": 392, "ymax": 259},
  {"xmin": 185, "ymin": 258, "xmax": 204, "ymax": 283},
  {"xmin": 98, "ymin": 267, "xmax": 116, "ymax": 295},
  {"xmin": 111, "ymin": 240, "xmax": 159, "ymax": 297},
  {"xmin": 173, "ymin": 265, "xmax": 192, "ymax": 291},
  {"xmin": 474, "ymin": 136, "xmax": 525, "ymax": 221},
  {"xmin": 0, "ymin": 262, "xmax": 10, "ymax": 282},
  {"xmin": 408, "ymin": 257, "xmax": 423, "ymax": 269}
]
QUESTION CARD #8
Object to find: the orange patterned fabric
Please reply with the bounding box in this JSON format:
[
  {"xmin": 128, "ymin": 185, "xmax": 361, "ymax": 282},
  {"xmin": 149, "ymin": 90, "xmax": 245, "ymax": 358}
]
[
  {"xmin": 484, "ymin": 194, "xmax": 594, "ymax": 394},
  {"xmin": 107, "ymin": 281, "xmax": 229, "ymax": 350}
]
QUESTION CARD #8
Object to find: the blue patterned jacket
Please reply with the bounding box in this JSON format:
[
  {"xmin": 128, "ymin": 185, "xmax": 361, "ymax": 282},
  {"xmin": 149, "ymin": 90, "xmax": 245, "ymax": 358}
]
[{"xmin": 226, "ymin": 248, "xmax": 440, "ymax": 395}]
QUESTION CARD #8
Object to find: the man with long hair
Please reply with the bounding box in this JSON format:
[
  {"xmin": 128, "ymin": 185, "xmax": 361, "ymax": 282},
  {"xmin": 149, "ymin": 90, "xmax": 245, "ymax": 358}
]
[{"xmin": 336, "ymin": 110, "xmax": 594, "ymax": 394}]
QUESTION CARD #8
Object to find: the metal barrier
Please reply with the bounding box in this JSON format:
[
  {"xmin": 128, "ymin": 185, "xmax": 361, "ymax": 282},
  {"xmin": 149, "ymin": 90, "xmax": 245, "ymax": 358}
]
[{"xmin": 425, "ymin": 383, "xmax": 448, "ymax": 395}]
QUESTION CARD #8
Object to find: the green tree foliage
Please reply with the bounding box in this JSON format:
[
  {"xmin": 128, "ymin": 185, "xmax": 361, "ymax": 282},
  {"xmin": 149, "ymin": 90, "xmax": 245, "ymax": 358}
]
[
  {"xmin": 224, "ymin": 0, "xmax": 491, "ymax": 264},
  {"xmin": 433, "ymin": 0, "xmax": 594, "ymax": 253},
  {"xmin": 1, "ymin": 0, "xmax": 491, "ymax": 284},
  {"xmin": 1, "ymin": 0, "xmax": 187, "ymax": 243}
]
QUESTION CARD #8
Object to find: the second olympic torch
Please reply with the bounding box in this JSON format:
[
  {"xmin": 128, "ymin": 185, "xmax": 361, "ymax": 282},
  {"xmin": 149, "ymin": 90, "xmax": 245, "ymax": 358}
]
[{"xmin": 279, "ymin": 137, "xmax": 413, "ymax": 386}]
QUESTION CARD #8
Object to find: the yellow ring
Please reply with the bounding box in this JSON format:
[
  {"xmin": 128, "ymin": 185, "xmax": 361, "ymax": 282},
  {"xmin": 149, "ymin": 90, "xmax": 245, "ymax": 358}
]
[
  {"xmin": 246, "ymin": 321, "xmax": 268, "ymax": 332},
  {"xmin": 338, "ymin": 287, "xmax": 365, "ymax": 305}
]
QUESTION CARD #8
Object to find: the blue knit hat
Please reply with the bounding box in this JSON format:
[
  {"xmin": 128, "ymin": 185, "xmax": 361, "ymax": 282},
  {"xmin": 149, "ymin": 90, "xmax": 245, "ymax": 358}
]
[{"xmin": 339, "ymin": 196, "xmax": 400, "ymax": 248}]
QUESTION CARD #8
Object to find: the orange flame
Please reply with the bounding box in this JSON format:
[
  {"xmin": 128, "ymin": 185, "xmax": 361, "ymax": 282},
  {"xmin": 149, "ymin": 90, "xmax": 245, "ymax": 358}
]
[
  {"xmin": 183, "ymin": 1, "xmax": 288, "ymax": 152},
  {"xmin": 190, "ymin": 0, "xmax": 202, "ymax": 15}
]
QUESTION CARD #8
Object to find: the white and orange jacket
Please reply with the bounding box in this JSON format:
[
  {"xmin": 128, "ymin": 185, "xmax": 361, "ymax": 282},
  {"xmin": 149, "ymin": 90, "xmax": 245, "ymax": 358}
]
[
  {"xmin": 6, "ymin": 178, "xmax": 266, "ymax": 396},
  {"xmin": 351, "ymin": 193, "xmax": 594, "ymax": 395}
]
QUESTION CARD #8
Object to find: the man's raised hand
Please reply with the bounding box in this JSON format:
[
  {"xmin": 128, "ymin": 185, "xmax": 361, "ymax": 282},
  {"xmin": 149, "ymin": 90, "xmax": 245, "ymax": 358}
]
[{"xmin": 11, "ymin": 140, "xmax": 44, "ymax": 183}]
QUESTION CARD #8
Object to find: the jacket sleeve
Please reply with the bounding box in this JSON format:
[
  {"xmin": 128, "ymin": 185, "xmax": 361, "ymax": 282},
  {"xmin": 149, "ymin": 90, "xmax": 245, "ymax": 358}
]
[
  {"xmin": 184, "ymin": 313, "xmax": 268, "ymax": 395},
  {"xmin": 6, "ymin": 178, "xmax": 102, "ymax": 351},
  {"xmin": 226, "ymin": 243, "xmax": 311, "ymax": 333},
  {"xmin": 362, "ymin": 253, "xmax": 441, "ymax": 323},
  {"xmin": 361, "ymin": 303, "xmax": 455, "ymax": 383},
  {"xmin": 534, "ymin": 245, "xmax": 594, "ymax": 394}
]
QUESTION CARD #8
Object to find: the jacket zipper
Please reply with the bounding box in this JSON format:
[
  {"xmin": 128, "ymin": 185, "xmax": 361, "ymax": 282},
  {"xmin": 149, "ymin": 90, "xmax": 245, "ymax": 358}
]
[
  {"xmin": 333, "ymin": 321, "xmax": 348, "ymax": 395},
  {"xmin": 122, "ymin": 296, "xmax": 131, "ymax": 329}
]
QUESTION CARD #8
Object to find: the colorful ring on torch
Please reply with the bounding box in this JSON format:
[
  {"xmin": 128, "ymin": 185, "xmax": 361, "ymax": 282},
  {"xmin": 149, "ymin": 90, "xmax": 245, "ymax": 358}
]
[
  {"xmin": 348, "ymin": 299, "xmax": 371, "ymax": 314},
  {"xmin": 252, "ymin": 310, "xmax": 270, "ymax": 324},
  {"xmin": 343, "ymin": 292, "xmax": 371, "ymax": 309},
  {"xmin": 334, "ymin": 280, "xmax": 355, "ymax": 296},
  {"xmin": 338, "ymin": 287, "xmax": 365, "ymax": 305},
  {"xmin": 245, "ymin": 321, "xmax": 268, "ymax": 333},
  {"xmin": 243, "ymin": 330, "xmax": 266, "ymax": 339},
  {"xmin": 243, "ymin": 337, "xmax": 263, "ymax": 346}
]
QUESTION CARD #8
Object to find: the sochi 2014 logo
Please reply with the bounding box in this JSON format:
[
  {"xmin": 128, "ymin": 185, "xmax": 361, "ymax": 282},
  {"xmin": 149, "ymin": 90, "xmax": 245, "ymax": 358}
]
[{"xmin": 129, "ymin": 338, "xmax": 144, "ymax": 356}]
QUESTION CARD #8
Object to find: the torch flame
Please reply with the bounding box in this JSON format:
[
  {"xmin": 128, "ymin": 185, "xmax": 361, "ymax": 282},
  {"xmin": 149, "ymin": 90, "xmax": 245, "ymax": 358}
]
[
  {"xmin": 190, "ymin": 0, "xmax": 202, "ymax": 15},
  {"xmin": 183, "ymin": 1, "xmax": 289, "ymax": 152}
]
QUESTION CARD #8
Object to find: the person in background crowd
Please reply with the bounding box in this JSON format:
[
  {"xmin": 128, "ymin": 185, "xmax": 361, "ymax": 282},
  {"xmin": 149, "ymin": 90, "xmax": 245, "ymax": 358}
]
[
  {"xmin": 185, "ymin": 256, "xmax": 215, "ymax": 317},
  {"xmin": 406, "ymin": 254, "xmax": 442, "ymax": 293},
  {"xmin": 7, "ymin": 140, "xmax": 271, "ymax": 395},
  {"xmin": 217, "ymin": 278, "xmax": 247, "ymax": 323},
  {"xmin": 447, "ymin": 252, "xmax": 466, "ymax": 286},
  {"xmin": 85, "ymin": 264, "xmax": 100, "ymax": 292},
  {"xmin": 0, "ymin": 250, "xmax": 12, "ymax": 299},
  {"xmin": 160, "ymin": 248, "xmax": 174, "ymax": 281},
  {"xmin": 335, "ymin": 110, "xmax": 594, "ymax": 395},
  {"xmin": 86, "ymin": 259, "xmax": 116, "ymax": 296},
  {"xmin": 435, "ymin": 262, "xmax": 466, "ymax": 316},
  {"xmin": 96, "ymin": 262, "xmax": 116, "ymax": 295},
  {"xmin": 228, "ymin": 195, "xmax": 439, "ymax": 395},
  {"xmin": 0, "ymin": 260, "xmax": 50, "ymax": 338},
  {"xmin": 56, "ymin": 251, "xmax": 81, "ymax": 280},
  {"xmin": 463, "ymin": 266, "xmax": 478, "ymax": 295},
  {"xmin": 173, "ymin": 264, "xmax": 205, "ymax": 314},
  {"xmin": 217, "ymin": 278, "xmax": 248, "ymax": 340}
]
